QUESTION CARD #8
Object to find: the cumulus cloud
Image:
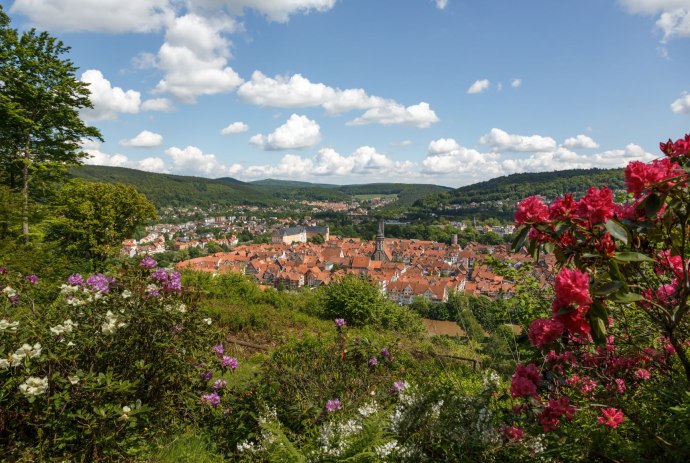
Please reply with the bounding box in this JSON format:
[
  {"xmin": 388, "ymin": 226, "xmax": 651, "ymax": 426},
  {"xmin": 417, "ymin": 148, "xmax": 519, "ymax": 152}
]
[
  {"xmin": 467, "ymin": 79, "xmax": 491, "ymax": 94},
  {"xmin": 237, "ymin": 71, "xmax": 439, "ymax": 127},
  {"xmin": 436, "ymin": 0, "xmax": 449, "ymax": 10},
  {"xmin": 153, "ymin": 14, "xmax": 243, "ymax": 102},
  {"xmin": 165, "ymin": 145, "xmax": 242, "ymax": 176},
  {"xmin": 618, "ymin": 0, "xmax": 690, "ymax": 41},
  {"xmin": 563, "ymin": 134, "xmax": 600, "ymax": 149},
  {"xmin": 81, "ymin": 141, "xmax": 167, "ymax": 173},
  {"xmin": 79, "ymin": 70, "xmax": 141, "ymax": 121},
  {"xmin": 142, "ymin": 98, "xmax": 175, "ymax": 112},
  {"xmin": 192, "ymin": 0, "xmax": 337, "ymax": 23},
  {"xmin": 9, "ymin": 0, "xmax": 174, "ymax": 33},
  {"xmin": 221, "ymin": 121, "xmax": 249, "ymax": 134},
  {"xmin": 480, "ymin": 128, "xmax": 558, "ymax": 152},
  {"xmin": 348, "ymin": 102, "xmax": 439, "ymax": 128},
  {"xmin": 242, "ymin": 146, "xmax": 415, "ymax": 179},
  {"xmin": 511, "ymin": 78, "xmax": 522, "ymax": 88},
  {"xmin": 250, "ymin": 114, "xmax": 321, "ymax": 150},
  {"xmin": 671, "ymin": 93, "xmax": 690, "ymax": 113},
  {"xmin": 119, "ymin": 130, "xmax": 164, "ymax": 148},
  {"xmin": 422, "ymin": 138, "xmax": 502, "ymax": 176}
]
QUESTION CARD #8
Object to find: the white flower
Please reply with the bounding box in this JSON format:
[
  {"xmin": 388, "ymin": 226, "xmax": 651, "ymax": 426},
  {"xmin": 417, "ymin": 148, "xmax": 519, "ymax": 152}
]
[
  {"xmin": 0, "ymin": 359, "xmax": 9, "ymax": 369},
  {"xmin": 9, "ymin": 352, "xmax": 25, "ymax": 366},
  {"xmin": 66, "ymin": 341, "xmax": 75, "ymax": 347},
  {"xmin": 358, "ymin": 401, "xmax": 378, "ymax": 417},
  {"xmin": 176, "ymin": 303, "xmax": 187, "ymax": 313},
  {"xmin": 60, "ymin": 284, "xmax": 79, "ymax": 295},
  {"xmin": 15, "ymin": 342, "xmax": 41, "ymax": 359},
  {"xmin": 120, "ymin": 405, "xmax": 132, "ymax": 421},
  {"xmin": 68, "ymin": 375, "xmax": 80, "ymax": 385},
  {"xmin": 101, "ymin": 311, "xmax": 126, "ymax": 334},
  {"xmin": 19, "ymin": 376, "xmax": 48, "ymax": 398},
  {"xmin": 374, "ymin": 441, "xmax": 399, "ymax": 458},
  {"xmin": 121, "ymin": 289, "xmax": 132, "ymax": 299},
  {"xmin": 0, "ymin": 319, "xmax": 19, "ymax": 332},
  {"xmin": 50, "ymin": 320, "xmax": 76, "ymax": 336},
  {"xmin": 203, "ymin": 318, "xmax": 212, "ymax": 325},
  {"xmin": 2, "ymin": 286, "xmax": 17, "ymax": 298}
]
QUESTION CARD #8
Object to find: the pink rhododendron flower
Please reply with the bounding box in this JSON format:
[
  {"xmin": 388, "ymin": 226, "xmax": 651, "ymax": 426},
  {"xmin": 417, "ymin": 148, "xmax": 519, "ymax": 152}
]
[
  {"xmin": 552, "ymin": 304, "xmax": 591, "ymax": 338},
  {"xmin": 515, "ymin": 196, "xmax": 549, "ymax": 225},
  {"xmin": 576, "ymin": 186, "xmax": 615, "ymax": 224},
  {"xmin": 548, "ymin": 194, "xmax": 577, "ymax": 221},
  {"xmin": 528, "ymin": 318, "xmax": 564, "ymax": 349},
  {"xmin": 539, "ymin": 397, "xmax": 576, "ymax": 432},
  {"xmin": 634, "ymin": 369, "xmax": 651, "ymax": 381},
  {"xmin": 554, "ymin": 268, "xmax": 592, "ymax": 307},
  {"xmin": 598, "ymin": 407, "xmax": 624, "ymax": 428},
  {"xmin": 596, "ymin": 232, "xmax": 616, "ymax": 257},
  {"xmin": 501, "ymin": 425, "xmax": 524, "ymax": 440},
  {"xmin": 625, "ymin": 158, "xmax": 683, "ymax": 197},
  {"xmin": 510, "ymin": 363, "xmax": 541, "ymax": 398}
]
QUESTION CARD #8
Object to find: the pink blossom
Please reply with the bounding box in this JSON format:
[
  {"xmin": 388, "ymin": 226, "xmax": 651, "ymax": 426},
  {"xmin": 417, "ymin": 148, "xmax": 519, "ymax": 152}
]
[
  {"xmin": 576, "ymin": 186, "xmax": 615, "ymax": 224},
  {"xmin": 501, "ymin": 425, "xmax": 524, "ymax": 440},
  {"xmin": 548, "ymin": 194, "xmax": 577, "ymax": 221},
  {"xmin": 202, "ymin": 393, "xmax": 221, "ymax": 407},
  {"xmin": 515, "ymin": 196, "xmax": 549, "ymax": 225},
  {"xmin": 634, "ymin": 369, "xmax": 651, "ymax": 381},
  {"xmin": 325, "ymin": 399, "xmax": 342, "ymax": 412},
  {"xmin": 554, "ymin": 268, "xmax": 592, "ymax": 307},
  {"xmin": 598, "ymin": 407, "xmax": 624, "ymax": 428},
  {"xmin": 528, "ymin": 318, "xmax": 564, "ymax": 349}
]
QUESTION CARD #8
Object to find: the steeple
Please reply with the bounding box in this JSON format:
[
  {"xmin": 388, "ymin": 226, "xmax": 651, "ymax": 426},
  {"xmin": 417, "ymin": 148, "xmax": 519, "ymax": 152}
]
[{"xmin": 372, "ymin": 218, "xmax": 388, "ymax": 262}]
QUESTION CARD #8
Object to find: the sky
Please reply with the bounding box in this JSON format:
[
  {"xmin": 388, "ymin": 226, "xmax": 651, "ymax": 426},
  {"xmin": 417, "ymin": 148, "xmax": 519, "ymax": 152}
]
[{"xmin": 4, "ymin": 0, "xmax": 690, "ymax": 187}]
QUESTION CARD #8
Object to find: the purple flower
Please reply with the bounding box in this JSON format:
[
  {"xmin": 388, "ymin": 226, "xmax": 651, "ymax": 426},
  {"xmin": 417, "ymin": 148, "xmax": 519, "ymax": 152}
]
[
  {"xmin": 25, "ymin": 274, "xmax": 38, "ymax": 285},
  {"xmin": 0, "ymin": 266, "xmax": 7, "ymax": 275},
  {"xmin": 213, "ymin": 344, "xmax": 224, "ymax": 356},
  {"xmin": 140, "ymin": 256, "xmax": 157, "ymax": 269},
  {"xmin": 325, "ymin": 399, "xmax": 342, "ymax": 413},
  {"xmin": 368, "ymin": 357, "xmax": 378, "ymax": 366},
  {"xmin": 380, "ymin": 347, "xmax": 392, "ymax": 360},
  {"xmin": 334, "ymin": 318, "xmax": 346, "ymax": 327},
  {"xmin": 67, "ymin": 273, "xmax": 84, "ymax": 286},
  {"xmin": 86, "ymin": 274, "xmax": 111, "ymax": 293},
  {"xmin": 9, "ymin": 295, "xmax": 19, "ymax": 305},
  {"xmin": 390, "ymin": 381, "xmax": 408, "ymax": 394},
  {"xmin": 221, "ymin": 356, "xmax": 238, "ymax": 371},
  {"xmin": 212, "ymin": 379, "xmax": 227, "ymax": 390},
  {"xmin": 164, "ymin": 272, "xmax": 182, "ymax": 292},
  {"xmin": 199, "ymin": 370, "xmax": 213, "ymax": 382},
  {"xmin": 151, "ymin": 269, "xmax": 168, "ymax": 282},
  {"xmin": 201, "ymin": 393, "xmax": 221, "ymax": 407}
]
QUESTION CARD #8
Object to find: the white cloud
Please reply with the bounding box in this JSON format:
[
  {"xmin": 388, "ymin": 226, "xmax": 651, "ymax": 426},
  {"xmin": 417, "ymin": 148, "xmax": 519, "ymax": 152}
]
[
  {"xmin": 436, "ymin": 0, "xmax": 449, "ymax": 10},
  {"xmin": 193, "ymin": 0, "xmax": 337, "ymax": 23},
  {"xmin": 79, "ymin": 70, "xmax": 141, "ymax": 121},
  {"xmin": 221, "ymin": 121, "xmax": 249, "ymax": 134},
  {"xmin": 238, "ymin": 71, "xmax": 439, "ymax": 127},
  {"xmin": 165, "ymin": 145, "xmax": 242, "ymax": 176},
  {"xmin": 618, "ymin": 0, "xmax": 690, "ymax": 41},
  {"xmin": 392, "ymin": 140, "xmax": 413, "ymax": 148},
  {"xmin": 153, "ymin": 14, "xmax": 243, "ymax": 102},
  {"xmin": 467, "ymin": 79, "xmax": 490, "ymax": 94},
  {"xmin": 242, "ymin": 146, "xmax": 415, "ymax": 179},
  {"xmin": 671, "ymin": 93, "xmax": 690, "ymax": 113},
  {"xmin": 480, "ymin": 128, "xmax": 558, "ymax": 152},
  {"xmin": 422, "ymin": 138, "xmax": 501, "ymax": 176},
  {"xmin": 141, "ymin": 98, "xmax": 175, "ymax": 112},
  {"xmin": 81, "ymin": 141, "xmax": 167, "ymax": 173},
  {"xmin": 250, "ymin": 114, "xmax": 321, "ymax": 150},
  {"xmin": 511, "ymin": 78, "xmax": 522, "ymax": 88},
  {"xmin": 348, "ymin": 102, "xmax": 439, "ymax": 128},
  {"xmin": 120, "ymin": 130, "xmax": 164, "ymax": 148},
  {"xmin": 563, "ymin": 134, "xmax": 600, "ymax": 149},
  {"xmin": 9, "ymin": 0, "xmax": 174, "ymax": 33}
]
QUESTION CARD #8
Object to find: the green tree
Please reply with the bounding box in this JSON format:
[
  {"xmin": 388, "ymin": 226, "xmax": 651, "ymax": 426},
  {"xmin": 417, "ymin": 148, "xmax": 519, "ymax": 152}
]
[
  {"xmin": 0, "ymin": 6, "xmax": 101, "ymax": 241},
  {"xmin": 45, "ymin": 181, "xmax": 156, "ymax": 263}
]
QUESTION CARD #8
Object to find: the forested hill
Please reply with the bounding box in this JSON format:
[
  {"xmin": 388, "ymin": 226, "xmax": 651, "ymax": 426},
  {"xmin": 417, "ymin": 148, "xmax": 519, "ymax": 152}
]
[
  {"xmin": 69, "ymin": 166, "xmax": 453, "ymax": 208},
  {"xmin": 415, "ymin": 168, "xmax": 625, "ymax": 208},
  {"xmin": 70, "ymin": 165, "xmax": 278, "ymax": 207}
]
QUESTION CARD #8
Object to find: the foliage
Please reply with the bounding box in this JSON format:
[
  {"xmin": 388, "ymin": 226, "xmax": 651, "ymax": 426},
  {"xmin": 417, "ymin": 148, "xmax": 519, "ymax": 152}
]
[
  {"xmin": 45, "ymin": 180, "xmax": 157, "ymax": 263},
  {"xmin": 318, "ymin": 274, "xmax": 424, "ymax": 334},
  {"xmin": 0, "ymin": 259, "xmax": 214, "ymax": 461},
  {"xmin": 0, "ymin": 6, "xmax": 101, "ymax": 239}
]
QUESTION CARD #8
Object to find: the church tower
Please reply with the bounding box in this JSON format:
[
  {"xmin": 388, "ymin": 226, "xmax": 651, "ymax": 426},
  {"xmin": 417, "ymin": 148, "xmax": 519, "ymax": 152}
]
[{"xmin": 371, "ymin": 218, "xmax": 388, "ymax": 262}]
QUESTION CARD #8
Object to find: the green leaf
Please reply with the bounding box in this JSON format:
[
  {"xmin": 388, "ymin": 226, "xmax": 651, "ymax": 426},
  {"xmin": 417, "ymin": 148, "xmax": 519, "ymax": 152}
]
[
  {"xmin": 591, "ymin": 317, "xmax": 607, "ymax": 345},
  {"xmin": 609, "ymin": 292, "xmax": 644, "ymax": 303},
  {"xmin": 593, "ymin": 280, "xmax": 624, "ymax": 297},
  {"xmin": 644, "ymin": 193, "xmax": 663, "ymax": 218},
  {"xmin": 612, "ymin": 251, "xmax": 654, "ymax": 263},
  {"xmin": 556, "ymin": 305, "xmax": 577, "ymax": 316},
  {"xmin": 511, "ymin": 225, "xmax": 529, "ymax": 251},
  {"xmin": 604, "ymin": 219, "xmax": 628, "ymax": 245},
  {"xmin": 544, "ymin": 242, "xmax": 555, "ymax": 254}
]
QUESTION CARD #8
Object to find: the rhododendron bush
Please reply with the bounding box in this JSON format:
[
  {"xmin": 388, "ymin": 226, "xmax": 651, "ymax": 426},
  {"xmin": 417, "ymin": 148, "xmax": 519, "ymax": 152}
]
[{"xmin": 506, "ymin": 134, "xmax": 690, "ymax": 461}]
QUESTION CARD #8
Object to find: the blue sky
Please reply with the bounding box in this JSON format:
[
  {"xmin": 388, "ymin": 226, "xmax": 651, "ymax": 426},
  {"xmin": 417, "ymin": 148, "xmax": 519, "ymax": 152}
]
[{"xmin": 5, "ymin": 0, "xmax": 690, "ymax": 187}]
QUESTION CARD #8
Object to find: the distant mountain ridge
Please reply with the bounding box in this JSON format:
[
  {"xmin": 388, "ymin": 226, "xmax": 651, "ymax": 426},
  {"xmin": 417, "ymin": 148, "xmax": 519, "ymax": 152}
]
[{"xmin": 69, "ymin": 166, "xmax": 452, "ymax": 208}]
